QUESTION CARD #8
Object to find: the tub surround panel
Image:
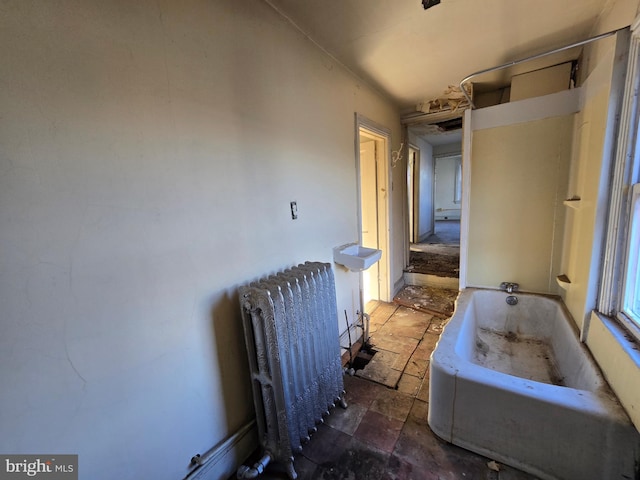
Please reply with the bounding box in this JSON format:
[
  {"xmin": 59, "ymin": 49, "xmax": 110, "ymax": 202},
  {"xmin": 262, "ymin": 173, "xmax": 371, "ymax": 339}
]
[
  {"xmin": 467, "ymin": 114, "xmax": 573, "ymax": 294},
  {"xmin": 561, "ymin": 39, "xmax": 626, "ymax": 333},
  {"xmin": 470, "ymin": 88, "xmax": 580, "ymax": 131}
]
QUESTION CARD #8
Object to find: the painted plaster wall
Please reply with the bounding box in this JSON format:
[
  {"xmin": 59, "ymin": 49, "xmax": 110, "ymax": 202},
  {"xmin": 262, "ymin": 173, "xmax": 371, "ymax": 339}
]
[
  {"xmin": 560, "ymin": 50, "xmax": 614, "ymax": 331},
  {"xmin": 568, "ymin": 5, "xmax": 640, "ymax": 430},
  {"xmin": 407, "ymin": 131, "xmax": 434, "ymax": 241},
  {"xmin": 434, "ymin": 156, "xmax": 461, "ymax": 220},
  {"xmin": 433, "ymin": 142, "xmax": 462, "ymax": 158},
  {"xmin": 467, "ymin": 115, "xmax": 572, "ymax": 293},
  {"xmin": 0, "ymin": 1, "xmax": 401, "ymax": 479},
  {"xmin": 580, "ymin": 0, "xmax": 640, "ymax": 83},
  {"xmin": 510, "ymin": 62, "xmax": 572, "ymax": 102},
  {"xmin": 588, "ymin": 313, "xmax": 640, "ymax": 428}
]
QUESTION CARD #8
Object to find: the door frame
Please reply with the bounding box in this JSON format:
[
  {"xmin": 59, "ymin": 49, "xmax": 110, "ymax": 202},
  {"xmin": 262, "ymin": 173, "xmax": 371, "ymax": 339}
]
[
  {"xmin": 355, "ymin": 114, "xmax": 392, "ymax": 303},
  {"xmin": 460, "ymin": 109, "xmax": 472, "ymax": 289},
  {"xmin": 407, "ymin": 145, "xmax": 420, "ymax": 244}
]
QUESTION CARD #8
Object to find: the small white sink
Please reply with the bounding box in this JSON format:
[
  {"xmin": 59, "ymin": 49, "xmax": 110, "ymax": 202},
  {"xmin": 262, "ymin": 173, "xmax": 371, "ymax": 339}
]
[{"xmin": 333, "ymin": 243, "xmax": 382, "ymax": 272}]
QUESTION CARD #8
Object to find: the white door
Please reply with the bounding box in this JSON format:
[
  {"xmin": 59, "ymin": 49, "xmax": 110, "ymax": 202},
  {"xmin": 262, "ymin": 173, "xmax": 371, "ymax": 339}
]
[
  {"xmin": 356, "ymin": 117, "xmax": 391, "ymax": 306},
  {"xmin": 360, "ymin": 139, "xmax": 380, "ymax": 304}
]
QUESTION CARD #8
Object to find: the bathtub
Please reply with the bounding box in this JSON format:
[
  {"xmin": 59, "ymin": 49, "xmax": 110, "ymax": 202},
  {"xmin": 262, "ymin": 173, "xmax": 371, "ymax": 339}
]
[{"xmin": 429, "ymin": 288, "xmax": 640, "ymax": 480}]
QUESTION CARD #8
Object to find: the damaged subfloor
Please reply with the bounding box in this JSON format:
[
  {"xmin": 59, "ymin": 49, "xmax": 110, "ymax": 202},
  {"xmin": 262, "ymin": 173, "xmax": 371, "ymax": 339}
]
[
  {"xmin": 355, "ymin": 302, "xmax": 447, "ymax": 390},
  {"xmin": 405, "ymin": 250, "xmax": 459, "ymax": 278},
  {"xmin": 393, "ymin": 285, "xmax": 458, "ymax": 318},
  {"xmin": 244, "ymin": 301, "xmax": 539, "ymax": 480},
  {"xmin": 405, "ymin": 228, "xmax": 460, "ymax": 292}
]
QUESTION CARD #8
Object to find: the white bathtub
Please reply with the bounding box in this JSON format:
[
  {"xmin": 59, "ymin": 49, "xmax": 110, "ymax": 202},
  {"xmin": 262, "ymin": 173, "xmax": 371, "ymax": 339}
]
[{"xmin": 429, "ymin": 288, "xmax": 640, "ymax": 480}]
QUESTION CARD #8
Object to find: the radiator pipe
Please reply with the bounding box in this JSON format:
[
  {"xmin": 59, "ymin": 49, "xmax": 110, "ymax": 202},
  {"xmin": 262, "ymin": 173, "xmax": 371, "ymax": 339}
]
[
  {"xmin": 361, "ymin": 312, "xmax": 370, "ymax": 346},
  {"xmin": 236, "ymin": 452, "xmax": 272, "ymax": 479},
  {"xmin": 344, "ymin": 310, "xmax": 353, "ymax": 368}
]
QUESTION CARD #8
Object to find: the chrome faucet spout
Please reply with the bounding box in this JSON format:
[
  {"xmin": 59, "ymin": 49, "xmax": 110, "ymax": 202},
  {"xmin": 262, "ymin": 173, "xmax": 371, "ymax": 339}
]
[{"xmin": 500, "ymin": 282, "xmax": 519, "ymax": 294}]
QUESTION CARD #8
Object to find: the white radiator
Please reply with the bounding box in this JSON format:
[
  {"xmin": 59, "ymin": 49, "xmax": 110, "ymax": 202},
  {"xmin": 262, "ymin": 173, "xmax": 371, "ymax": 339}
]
[{"xmin": 237, "ymin": 262, "xmax": 346, "ymax": 480}]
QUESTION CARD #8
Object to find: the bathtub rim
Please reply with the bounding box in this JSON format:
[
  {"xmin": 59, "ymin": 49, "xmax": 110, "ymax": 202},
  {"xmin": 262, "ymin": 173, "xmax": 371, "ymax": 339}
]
[
  {"xmin": 428, "ymin": 288, "xmax": 640, "ymax": 480},
  {"xmin": 429, "ymin": 287, "xmax": 631, "ymax": 429}
]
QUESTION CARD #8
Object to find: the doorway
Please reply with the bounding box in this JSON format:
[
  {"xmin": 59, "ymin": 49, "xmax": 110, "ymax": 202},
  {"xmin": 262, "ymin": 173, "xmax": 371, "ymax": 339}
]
[
  {"xmin": 407, "ymin": 146, "xmax": 419, "ymax": 244},
  {"xmin": 434, "ymin": 154, "xmax": 462, "ymax": 224},
  {"xmin": 356, "ymin": 116, "xmax": 391, "ymax": 310},
  {"xmin": 404, "ymin": 128, "xmax": 462, "ymax": 287}
]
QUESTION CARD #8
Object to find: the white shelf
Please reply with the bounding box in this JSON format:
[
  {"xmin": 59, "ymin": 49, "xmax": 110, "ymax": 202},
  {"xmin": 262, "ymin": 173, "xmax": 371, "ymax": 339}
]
[
  {"xmin": 563, "ymin": 198, "xmax": 582, "ymax": 210},
  {"xmin": 556, "ymin": 274, "xmax": 571, "ymax": 289}
]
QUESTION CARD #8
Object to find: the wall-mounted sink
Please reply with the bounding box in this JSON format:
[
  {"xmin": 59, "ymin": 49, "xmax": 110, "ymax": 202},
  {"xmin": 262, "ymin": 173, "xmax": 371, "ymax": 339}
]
[{"xmin": 333, "ymin": 243, "xmax": 382, "ymax": 272}]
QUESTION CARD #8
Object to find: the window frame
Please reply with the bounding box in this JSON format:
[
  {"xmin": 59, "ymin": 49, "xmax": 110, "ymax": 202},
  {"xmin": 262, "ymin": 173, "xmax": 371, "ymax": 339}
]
[
  {"xmin": 599, "ymin": 21, "xmax": 640, "ymax": 343},
  {"xmin": 618, "ymin": 183, "xmax": 640, "ymax": 334}
]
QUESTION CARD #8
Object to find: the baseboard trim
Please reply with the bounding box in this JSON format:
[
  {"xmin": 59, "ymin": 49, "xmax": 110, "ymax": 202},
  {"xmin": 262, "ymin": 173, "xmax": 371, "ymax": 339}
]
[
  {"xmin": 186, "ymin": 420, "xmax": 257, "ymax": 480},
  {"xmin": 393, "ymin": 276, "xmax": 406, "ymax": 297}
]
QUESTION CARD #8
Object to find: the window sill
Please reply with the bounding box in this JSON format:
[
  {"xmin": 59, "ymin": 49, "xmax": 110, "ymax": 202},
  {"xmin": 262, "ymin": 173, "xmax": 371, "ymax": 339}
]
[
  {"xmin": 591, "ymin": 311, "xmax": 640, "ymax": 368},
  {"xmin": 588, "ymin": 311, "xmax": 640, "ymax": 430}
]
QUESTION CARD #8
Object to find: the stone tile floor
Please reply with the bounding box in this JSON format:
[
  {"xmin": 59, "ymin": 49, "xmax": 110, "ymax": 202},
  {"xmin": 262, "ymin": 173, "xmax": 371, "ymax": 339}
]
[
  {"xmin": 240, "ymin": 302, "xmax": 539, "ymax": 480},
  {"xmin": 356, "ymin": 301, "xmax": 450, "ymax": 391},
  {"xmin": 391, "ymin": 289, "xmax": 458, "ymax": 329}
]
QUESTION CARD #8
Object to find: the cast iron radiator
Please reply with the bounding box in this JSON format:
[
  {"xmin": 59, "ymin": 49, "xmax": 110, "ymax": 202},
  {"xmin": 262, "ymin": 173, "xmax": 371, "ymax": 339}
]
[{"xmin": 236, "ymin": 262, "xmax": 347, "ymax": 480}]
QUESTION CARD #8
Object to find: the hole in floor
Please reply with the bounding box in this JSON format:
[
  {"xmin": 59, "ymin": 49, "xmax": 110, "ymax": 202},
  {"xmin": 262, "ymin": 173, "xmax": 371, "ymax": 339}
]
[{"xmin": 349, "ymin": 344, "xmax": 377, "ymax": 371}]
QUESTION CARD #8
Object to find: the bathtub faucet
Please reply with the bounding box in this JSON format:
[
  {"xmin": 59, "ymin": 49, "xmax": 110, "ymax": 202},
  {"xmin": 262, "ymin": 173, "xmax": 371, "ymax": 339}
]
[{"xmin": 500, "ymin": 282, "xmax": 519, "ymax": 294}]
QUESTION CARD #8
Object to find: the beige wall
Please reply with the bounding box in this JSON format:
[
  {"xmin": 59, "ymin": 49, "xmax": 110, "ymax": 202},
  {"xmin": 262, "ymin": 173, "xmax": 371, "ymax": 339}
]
[
  {"xmin": 0, "ymin": 1, "xmax": 401, "ymax": 478},
  {"xmin": 570, "ymin": 4, "xmax": 640, "ymax": 430},
  {"xmin": 510, "ymin": 62, "xmax": 572, "ymax": 102},
  {"xmin": 588, "ymin": 312, "xmax": 640, "ymax": 428},
  {"xmin": 467, "ymin": 115, "xmax": 573, "ymax": 293},
  {"xmin": 560, "ymin": 63, "xmax": 613, "ymax": 331},
  {"xmin": 580, "ymin": 0, "xmax": 640, "ymax": 83}
]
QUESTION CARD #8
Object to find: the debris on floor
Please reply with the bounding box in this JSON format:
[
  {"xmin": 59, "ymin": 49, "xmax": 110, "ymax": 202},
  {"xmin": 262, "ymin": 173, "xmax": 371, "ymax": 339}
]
[
  {"xmin": 394, "ymin": 284, "xmax": 458, "ymax": 317},
  {"xmin": 406, "ymin": 250, "xmax": 459, "ymax": 277}
]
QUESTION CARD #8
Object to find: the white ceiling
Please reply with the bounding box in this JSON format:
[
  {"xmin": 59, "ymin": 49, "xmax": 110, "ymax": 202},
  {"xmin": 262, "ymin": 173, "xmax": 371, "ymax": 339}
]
[{"xmin": 266, "ymin": 0, "xmax": 611, "ymax": 110}]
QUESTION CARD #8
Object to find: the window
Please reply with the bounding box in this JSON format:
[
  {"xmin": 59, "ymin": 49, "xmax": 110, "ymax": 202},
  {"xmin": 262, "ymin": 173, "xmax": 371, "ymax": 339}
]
[
  {"xmin": 621, "ymin": 184, "xmax": 640, "ymax": 326},
  {"xmin": 599, "ymin": 23, "xmax": 640, "ymax": 342}
]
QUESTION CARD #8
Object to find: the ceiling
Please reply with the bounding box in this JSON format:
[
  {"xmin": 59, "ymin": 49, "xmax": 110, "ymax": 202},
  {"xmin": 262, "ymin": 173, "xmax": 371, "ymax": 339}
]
[{"xmin": 266, "ymin": 0, "xmax": 612, "ymax": 111}]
